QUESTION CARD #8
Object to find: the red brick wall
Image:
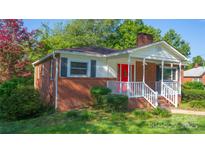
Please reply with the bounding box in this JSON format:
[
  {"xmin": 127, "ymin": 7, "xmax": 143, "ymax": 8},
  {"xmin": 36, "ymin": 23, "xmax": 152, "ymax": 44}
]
[
  {"xmin": 57, "ymin": 77, "xmax": 116, "ymax": 111},
  {"xmin": 34, "ymin": 58, "xmax": 56, "ymax": 106},
  {"xmin": 136, "ymin": 61, "xmax": 156, "ymax": 89}
]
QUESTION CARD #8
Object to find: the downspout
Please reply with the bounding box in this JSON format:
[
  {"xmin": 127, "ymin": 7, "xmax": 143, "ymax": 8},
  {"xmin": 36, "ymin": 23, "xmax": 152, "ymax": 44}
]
[{"xmin": 53, "ymin": 51, "xmax": 59, "ymax": 110}]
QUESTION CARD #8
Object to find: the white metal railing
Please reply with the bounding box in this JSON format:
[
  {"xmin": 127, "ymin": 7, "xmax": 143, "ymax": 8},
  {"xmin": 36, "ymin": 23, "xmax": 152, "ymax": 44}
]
[
  {"xmin": 143, "ymin": 83, "xmax": 158, "ymax": 108},
  {"xmin": 107, "ymin": 81, "xmax": 158, "ymax": 108},
  {"xmin": 155, "ymin": 81, "xmax": 180, "ymax": 94},
  {"xmin": 161, "ymin": 82, "xmax": 178, "ymax": 107}
]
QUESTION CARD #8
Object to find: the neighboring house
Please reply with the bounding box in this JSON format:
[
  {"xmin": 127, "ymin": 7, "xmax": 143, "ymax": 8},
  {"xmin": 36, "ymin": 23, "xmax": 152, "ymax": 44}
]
[
  {"xmin": 183, "ymin": 66, "xmax": 205, "ymax": 85},
  {"xmin": 32, "ymin": 33, "xmax": 188, "ymax": 111}
]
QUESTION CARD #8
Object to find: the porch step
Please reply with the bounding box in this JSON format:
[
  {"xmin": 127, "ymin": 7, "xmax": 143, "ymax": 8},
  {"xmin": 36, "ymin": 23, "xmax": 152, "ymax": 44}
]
[{"xmin": 157, "ymin": 96, "xmax": 174, "ymax": 109}]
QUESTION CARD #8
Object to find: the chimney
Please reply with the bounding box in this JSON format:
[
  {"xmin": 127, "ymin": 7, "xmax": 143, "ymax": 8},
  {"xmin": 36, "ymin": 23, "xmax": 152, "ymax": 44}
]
[{"xmin": 137, "ymin": 33, "xmax": 153, "ymax": 47}]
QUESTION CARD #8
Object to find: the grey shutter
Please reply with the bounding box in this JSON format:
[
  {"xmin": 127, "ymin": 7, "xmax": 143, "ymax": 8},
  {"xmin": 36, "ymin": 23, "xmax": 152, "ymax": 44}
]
[
  {"xmin": 90, "ymin": 60, "xmax": 96, "ymax": 77},
  {"xmin": 61, "ymin": 57, "xmax": 68, "ymax": 77}
]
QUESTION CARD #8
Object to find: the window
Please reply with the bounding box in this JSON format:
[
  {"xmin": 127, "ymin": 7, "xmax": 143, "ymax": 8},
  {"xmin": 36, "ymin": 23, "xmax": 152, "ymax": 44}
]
[
  {"xmin": 192, "ymin": 78, "xmax": 201, "ymax": 82},
  {"xmin": 70, "ymin": 62, "xmax": 88, "ymax": 76},
  {"xmin": 163, "ymin": 68, "xmax": 177, "ymax": 81},
  {"xmin": 50, "ymin": 60, "xmax": 53, "ymax": 80}
]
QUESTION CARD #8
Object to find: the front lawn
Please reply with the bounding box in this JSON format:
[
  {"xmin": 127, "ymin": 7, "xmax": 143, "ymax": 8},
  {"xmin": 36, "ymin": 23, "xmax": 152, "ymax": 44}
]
[{"xmin": 1, "ymin": 109, "xmax": 205, "ymax": 134}]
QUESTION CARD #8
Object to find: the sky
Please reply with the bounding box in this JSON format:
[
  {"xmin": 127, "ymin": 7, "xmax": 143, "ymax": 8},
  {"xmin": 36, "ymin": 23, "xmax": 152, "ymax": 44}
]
[{"xmin": 23, "ymin": 19, "xmax": 205, "ymax": 59}]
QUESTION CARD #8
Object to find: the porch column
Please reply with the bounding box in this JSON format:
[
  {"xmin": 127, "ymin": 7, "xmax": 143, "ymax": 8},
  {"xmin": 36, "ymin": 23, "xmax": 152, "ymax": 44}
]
[
  {"xmin": 143, "ymin": 58, "xmax": 146, "ymax": 83},
  {"xmin": 128, "ymin": 55, "xmax": 131, "ymax": 82},
  {"xmin": 161, "ymin": 61, "xmax": 164, "ymax": 95},
  {"xmin": 127, "ymin": 55, "xmax": 131, "ymax": 97},
  {"xmin": 142, "ymin": 58, "xmax": 146, "ymax": 96},
  {"xmin": 171, "ymin": 63, "xmax": 173, "ymax": 80},
  {"xmin": 179, "ymin": 62, "xmax": 182, "ymax": 95}
]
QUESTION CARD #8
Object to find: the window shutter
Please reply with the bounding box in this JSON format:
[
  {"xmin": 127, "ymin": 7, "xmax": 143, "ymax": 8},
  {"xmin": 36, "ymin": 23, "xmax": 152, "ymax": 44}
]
[
  {"xmin": 61, "ymin": 57, "xmax": 68, "ymax": 77},
  {"xmin": 90, "ymin": 60, "xmax": 96, "ymax": 77}
]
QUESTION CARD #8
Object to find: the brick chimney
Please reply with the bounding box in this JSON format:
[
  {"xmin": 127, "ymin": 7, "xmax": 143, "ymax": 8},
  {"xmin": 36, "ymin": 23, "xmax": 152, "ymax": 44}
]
[{"xmin": 137, "ymin": 33, "xmax": 153, "ymax": 47}]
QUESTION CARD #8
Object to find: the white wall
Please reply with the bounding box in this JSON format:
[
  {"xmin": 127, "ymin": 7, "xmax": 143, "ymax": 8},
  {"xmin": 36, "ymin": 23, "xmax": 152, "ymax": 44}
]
[
  {"xmin": 60, "ymin": 53, "xmax": 111, "ymax": 78},
  {"xmin": 60, "ymin": 53, "xmax": 136, "ymax": 78}
]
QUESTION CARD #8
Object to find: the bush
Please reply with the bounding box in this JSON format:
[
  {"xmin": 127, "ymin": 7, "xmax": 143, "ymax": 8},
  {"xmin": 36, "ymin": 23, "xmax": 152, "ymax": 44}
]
[
  {"xmin": 0, "ymin": 77, "xmax": 52, "ymax": 121},
  {"xmin": 190, "ymin": 100, "xmax": 205, "ymax": 109},
  {"xmin": 90, "ymin": 86, "xmax": 111, "ymax": 106},
  {"xmin": 0, "ymin": 87, "xmax": 47, "ymax": 120},
  {"xmin": 101, "ymin": 94, "xmax": 128, "ymax": 112},
  {"xmin": 151, "ymin": 107, "xmax": 171, "ymax": 118},
  {"xmin": 0, "ymin": 77, "xmax": 33, "ymax": 96},
  {"xmin": 182, "ymin": 89, "xmax": 205, "ymax": 101},
  {"xmin": 183, "ymin": 81, "xmax": 204, "ymax": 90}
]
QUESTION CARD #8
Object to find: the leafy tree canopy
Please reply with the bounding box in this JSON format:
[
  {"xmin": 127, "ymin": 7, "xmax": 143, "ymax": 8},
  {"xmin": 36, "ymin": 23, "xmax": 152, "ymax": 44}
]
[
  {"xmin": 0, "ymin": 19, "xmax": 36, "ymax": 82},
  {"xmin": 163, "ymin": 29, "xmax": 191, "ymax": 57},
  {"xmin": 36, "ymin": 20, "xmax": 191, "ymax": 62}
]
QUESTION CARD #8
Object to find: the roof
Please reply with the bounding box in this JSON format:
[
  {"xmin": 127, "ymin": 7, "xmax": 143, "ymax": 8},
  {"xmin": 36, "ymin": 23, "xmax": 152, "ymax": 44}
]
[
  {"xmin": 32, "ymin": 41, "xmax": 188, "ymax": 66},
  {"xmin": 184, "ymin": 66, "xmax": 205, "ymax": 77},
  {"xmin": 58, "ymin": 47, "xmax": 125, "ymax": 55}
]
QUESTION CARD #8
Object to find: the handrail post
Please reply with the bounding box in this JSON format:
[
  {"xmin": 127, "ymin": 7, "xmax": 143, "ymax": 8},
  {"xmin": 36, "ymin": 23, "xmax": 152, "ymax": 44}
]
[
  {"xmin": 120, "ymin": 82, "xmax": 122, "ymax": 94},
  {"xmin": 175, "ymin": 91, "xmax": 178, "ymax": 108},
  {"xmin": 155, "ymin": 91, "xmax": 158, "ymax": 107}
]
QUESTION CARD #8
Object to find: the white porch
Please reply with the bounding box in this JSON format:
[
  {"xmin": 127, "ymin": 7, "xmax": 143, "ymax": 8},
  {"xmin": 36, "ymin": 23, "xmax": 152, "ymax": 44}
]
[{"xmin": 106, "ymin": 44, "xmax": 184, "ymax": 108}]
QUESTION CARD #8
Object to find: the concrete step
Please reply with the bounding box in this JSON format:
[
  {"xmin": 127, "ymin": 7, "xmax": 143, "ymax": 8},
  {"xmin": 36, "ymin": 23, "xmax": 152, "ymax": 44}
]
[{"xmin": 157, "ymin": 96, "xmax": 173, "ymax": 109}]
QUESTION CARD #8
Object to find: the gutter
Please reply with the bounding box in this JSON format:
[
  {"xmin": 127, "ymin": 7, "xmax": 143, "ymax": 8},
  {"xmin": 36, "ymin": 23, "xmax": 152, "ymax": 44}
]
[{"xmin": 53, "ymin": 51, "xmax": 59, "ymax": 110}]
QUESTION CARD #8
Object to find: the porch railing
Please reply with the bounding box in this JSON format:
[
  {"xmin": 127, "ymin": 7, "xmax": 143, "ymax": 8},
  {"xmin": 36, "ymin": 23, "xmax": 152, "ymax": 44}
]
[
  {"xmin": 161, "ymin": 82, "xmax": 178, "ymax": 107},
  {"xmin": 155, "ymin": 81, "xmax": 180, "ymax": 95},
  {"xmin": 107, "ymin": 81, "xmax": 158, "ymax": 108},
  {"xmin": 143, "ymin": 83, "xmax": 158, "ymax": 107}
]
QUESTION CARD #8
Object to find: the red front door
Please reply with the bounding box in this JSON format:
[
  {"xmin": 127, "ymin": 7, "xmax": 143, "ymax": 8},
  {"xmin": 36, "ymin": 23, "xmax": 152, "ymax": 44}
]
[{"xmin": 117, "ymin": 64, "xmax": 134, "ymax": 82}]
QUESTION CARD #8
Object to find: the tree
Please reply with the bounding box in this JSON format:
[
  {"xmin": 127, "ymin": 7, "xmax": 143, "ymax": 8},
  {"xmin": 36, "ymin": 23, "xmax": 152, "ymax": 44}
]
[
  {"xmin": 36, "ymin": 20, "xmax": 122, "ymax": 55},
  {"xmin": 0, "ymin": 19, "xmax": 36, "ymax": 82},
  {"xmin": 192, "ymin": 55, "xmax": 204, "ymax": 66},
  {"xmin": 163, "ymin": 29, "xmax": 191, "ymax": 57},
  {"xmin": 108, "ymin": 19, "xmax": 161, "ymax": 49}
]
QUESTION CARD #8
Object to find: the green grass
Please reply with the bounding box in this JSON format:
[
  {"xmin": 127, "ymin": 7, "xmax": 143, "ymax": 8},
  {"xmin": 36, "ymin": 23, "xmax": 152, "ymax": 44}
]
[
  {"xmin": 1, "ymin": 109, "xmax": 205, "ymax": 134},
  {"xmin": 180, "ymin": 101, "xmax": 205, "ymax": 111}
]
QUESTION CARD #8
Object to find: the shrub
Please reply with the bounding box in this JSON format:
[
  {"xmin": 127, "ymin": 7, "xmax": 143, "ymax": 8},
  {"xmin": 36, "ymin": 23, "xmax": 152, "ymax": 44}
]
[
  {"xmin": 101, "ymin": 94, "xmax": 128, "ymax": 112},
  {"xmin": 0, "ymin": 77, "xmax": 52, "ymax": 121},
  {"xmin": 90, "ymin": 86, "xmax": 111, "ymax": 106},
  {"xmin": 190, "ymin": 100, "xmax": 205, "ymax": 109},
  {"xmin": 182, "ymin": 89, "xmax": 205, "ymax": 101},
  {"xmin": 151, "ymin": 107, "xmax": 171, "ymax": 118},
  {"xmin": 183, "ymin": 81, "xmax": 204, "ymax": 90},
  {"xmin": 134, "ymin": 110, "xmax": 152, "ymax": 119},
  {"xmin": 0, "ymin": 77, "xmax": 33, "ymax": 97},
  {"xmin": 0, "ymin": 87, "xmax": 47, "ymax": 120}
]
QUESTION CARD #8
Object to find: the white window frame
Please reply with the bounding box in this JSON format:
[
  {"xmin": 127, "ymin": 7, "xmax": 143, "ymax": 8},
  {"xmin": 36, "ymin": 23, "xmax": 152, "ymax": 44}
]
[
  {"xmin": 160, "ymin": 66, "xmax": 178, "ymax": 81},
  {"xmin": 50, "ymin": 60, "xmax": 53, "ymax": 80},
  {"xmin": 69, "ymin": 60, "xmax": 90, "ymax": 77},
  {"xmin": 60, "ymin": 57, "xmax": 91, "ymax": 78}
]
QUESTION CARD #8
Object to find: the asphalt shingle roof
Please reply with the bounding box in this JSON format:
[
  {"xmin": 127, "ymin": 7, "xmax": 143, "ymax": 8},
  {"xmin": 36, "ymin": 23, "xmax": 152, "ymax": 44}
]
[
  {"xmin": 58, "ymin": 47, "xmax": 126, "ymax": 55},
  {"xmin": 184, "ymin": 66, "xmax": 205, "ymax": 77}
]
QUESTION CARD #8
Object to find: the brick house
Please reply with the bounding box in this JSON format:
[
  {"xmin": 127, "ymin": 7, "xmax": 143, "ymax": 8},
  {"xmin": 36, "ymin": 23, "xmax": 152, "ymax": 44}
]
[
  {"xmin": 183, "ymin": 66, "xmax": 205, "ymax": 85},
  {"xmin": 32, "ymin": 33, "xmax": 188, "ymax": 111}
]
